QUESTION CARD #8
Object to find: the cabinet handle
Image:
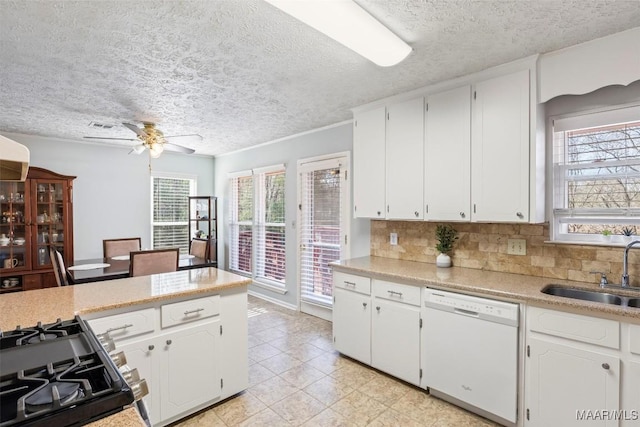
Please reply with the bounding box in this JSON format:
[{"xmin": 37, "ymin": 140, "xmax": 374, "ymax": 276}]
[
  {"xmin": 459, "ymin": 212, "xmax": 465, "ymax": 218},
  {"xmin": 166, "ymin": 339, "xmax": 172, "ymax": 346},
  {"xmin": 387, "ymin": 290, "xmax": 403, "ymax": 297},
  {"xmin": 343, "ymin": 281, "xmax": 356, "ymax": 287},
  {"xmin": 184, "ymin": 308, "xmax": 205, "ymax": 316},
  {"xmin": 377, "ymin": 211, "xmax": 381, "ymax": 216},
  {"xmin": 376, "ymin": 306, "xmax": 381, "ymax": 312},
  {"xmin": 516, "ymin": 212, "xmax": 524, "ymax": 219},
  {"xmin": 148, "ymin": 345, "xmax": 155, "ymax": 351},
  {"xmin": 414, "ymin": 211, "xmax": 419, "ymax": 217},
  {"xmin": 602, "ymin": 363, "xmax": 610, "ymax": 370},
  {"xmin": 362, "ymin": 302, "xmax": 367, "ymax": 308},
  {"xmin": 106, "ymin": 323, "xmax": 133, "ymax": 334}
]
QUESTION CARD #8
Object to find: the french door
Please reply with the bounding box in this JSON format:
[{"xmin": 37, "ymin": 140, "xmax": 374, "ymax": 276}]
[{"xmin": 298, "ymin": 154, "xmax": 349, "ymax": 319}]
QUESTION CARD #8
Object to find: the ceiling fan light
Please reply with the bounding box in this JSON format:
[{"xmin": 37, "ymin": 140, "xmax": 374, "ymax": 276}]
[
  {"xmin": 132, "ymin": 145, "xmax": 146, "ymax": 154},
  {"xmin": 149, "ymin": 142, "xmax": 164, "ymax": 158},
  {"xmin": 265, "ymin": 0, "xmax": 411, "ymax": 67}
]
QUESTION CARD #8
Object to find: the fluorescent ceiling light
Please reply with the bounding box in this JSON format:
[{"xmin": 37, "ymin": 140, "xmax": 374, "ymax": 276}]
[{"xmin": 265, "ymin": 0, "xmax": 412, "ymax": 67}]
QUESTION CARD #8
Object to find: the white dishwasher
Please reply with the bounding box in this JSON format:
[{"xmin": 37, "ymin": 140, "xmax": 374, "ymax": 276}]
[{"xmin": 422, "ymin": 288, "xmax": 519, "ymax": 426}]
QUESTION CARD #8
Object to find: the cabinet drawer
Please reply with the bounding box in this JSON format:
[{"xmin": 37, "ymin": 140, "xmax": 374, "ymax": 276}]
[
  {"xmin": 630, "ymin": 324, "xmax": 640, "ymax": 355},
  {"xmin": 334, "ymin": 271, "xmax": 371, "ymax": 295},
  {"xmin": 88, "ymin": 308, "xmax": 155, "ymax": 342},
  {"xmin": 161, "ymin": 295, "xmax": 220, "ymax": 328},
  {"xmin": 373, "ymin": 280, "xmax": 421, "ymax": 306},
  {"xmin": 528, "ymin": 306, "xmax": 620, "ymax": 349}
]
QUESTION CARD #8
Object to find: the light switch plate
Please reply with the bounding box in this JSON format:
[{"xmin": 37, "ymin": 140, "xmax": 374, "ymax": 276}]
[
  {"xmin": 390, "ymin": 233, "xmax": 398, "ymax": 246},
  {"xmin": 507, "ymin": 238, "xmax": 526, "ymax": 256}
]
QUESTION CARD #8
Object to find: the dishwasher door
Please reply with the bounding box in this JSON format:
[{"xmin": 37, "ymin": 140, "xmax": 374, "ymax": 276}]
[{"xmin": 422, "ymin": 288, "xmax": 519, "ymax": 424}]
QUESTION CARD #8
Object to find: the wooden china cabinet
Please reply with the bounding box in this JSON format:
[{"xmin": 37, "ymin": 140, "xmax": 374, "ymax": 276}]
[{"xmin": 0, "ymin": 167, "xmax": 75, "ymax": 292}]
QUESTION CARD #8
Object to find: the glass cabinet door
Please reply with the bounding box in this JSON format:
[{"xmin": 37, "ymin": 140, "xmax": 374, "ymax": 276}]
[
  {"xmin": 31, "ymin": 180, "xmax": 67, "ymax": 269},
  {"xmin": 0, "ymin": 181, "xmax": 29, "ymax": 274}
]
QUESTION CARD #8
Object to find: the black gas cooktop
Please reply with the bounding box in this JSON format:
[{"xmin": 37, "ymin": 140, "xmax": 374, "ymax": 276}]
[{"xmin": 0, "ymin": 317, "xmax": 135, "ymax": 426}]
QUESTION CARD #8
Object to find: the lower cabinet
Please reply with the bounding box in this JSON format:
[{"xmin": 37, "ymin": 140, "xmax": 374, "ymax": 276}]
[
  {"xmin": 86, "ymin": 289, "xmax": 246, "ymax": 427},
  {"xmin": 524, "ymin": 306, "xmax": 638, "ymax": 427},
  {"xmin": 332, "ymin": 271, "xmax": 421, "ymax": 386},
  {"xmin": 371, "ymin": 295, "xmax": 421, "ymax": 385}
]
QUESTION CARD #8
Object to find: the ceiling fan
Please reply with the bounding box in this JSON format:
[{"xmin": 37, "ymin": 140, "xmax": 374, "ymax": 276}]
[{"xmin": 84, "ymin": 122, "xmax": 200, "ymax": 158}]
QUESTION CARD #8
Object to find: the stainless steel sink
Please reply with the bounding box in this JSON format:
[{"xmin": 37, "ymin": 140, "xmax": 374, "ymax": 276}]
[
  {"xmin": 541, "ymin": 285, "xmax": 640, "ymax": 308},
  {"xmin": 542, "ymin": 285, "xmax": 623, "ymax": 305}
]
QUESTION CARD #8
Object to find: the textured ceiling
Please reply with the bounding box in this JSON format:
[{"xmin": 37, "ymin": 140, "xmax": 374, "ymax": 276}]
[{"xmin": 0, "ymin": 1, "xmax": 639, "ymax": 156}]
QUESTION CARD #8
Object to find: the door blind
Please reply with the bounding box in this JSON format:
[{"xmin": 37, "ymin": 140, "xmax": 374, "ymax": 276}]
[{"xmin": 299, "ymin": 162, "xmax": 343, "ymax": 306}]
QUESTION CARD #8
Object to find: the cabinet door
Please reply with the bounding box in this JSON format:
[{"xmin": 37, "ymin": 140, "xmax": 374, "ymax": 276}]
[
  {"xmin": 372, "ymin": 299, "xmax": 421, "ymax": 385},
  {"xmin": 160, "ymin": 320, "xmax": 221, "ymax": 422},
  {"xmin": 526, "ymin": 336, "xmax": 620, "ymax": 427},
  {"xmin": 117, "ymin": 338, "xmax": 160, "ymax": 426},
  {"xmin": 386, "ymin": 97, "xmax": 425, "ymax": 220},
  {"xmin": 333, "ymin": 288, "xmax": 371, "ymax": 365},
  {"xmin": 353, "ymin": 107, "xmax": 386, "ymax": 219},
  {"xmin": 622, "ymin": 359, "xmax": 640, "ymax": 427},
  {"xmin": 424, "ymin": 86, "xmax": 471, "ymax": 221},
  {"xmin": 471, "ymin": 70, "xmax": 530, "ymax": 222}
]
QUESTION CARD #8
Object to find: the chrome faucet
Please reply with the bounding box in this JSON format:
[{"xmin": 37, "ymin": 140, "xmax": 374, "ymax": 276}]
[{"xmin": 621, "ymin": 240, "xmax": 640, "ymax": 287}]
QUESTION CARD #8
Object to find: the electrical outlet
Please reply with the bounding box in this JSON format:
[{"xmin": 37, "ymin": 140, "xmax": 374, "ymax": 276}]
[
  {"xmin": 390, "ymin": 233, "xmax": 398, "ymax": 246},
  {"xmin": 507, "ymin": 238, "xmax": 526, "ymax": 256}
]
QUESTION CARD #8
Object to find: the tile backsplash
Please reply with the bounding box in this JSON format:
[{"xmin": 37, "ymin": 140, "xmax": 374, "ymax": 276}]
[{"xmin": 370, "ymin": 221, "xmax": 640, "ymax": 286}]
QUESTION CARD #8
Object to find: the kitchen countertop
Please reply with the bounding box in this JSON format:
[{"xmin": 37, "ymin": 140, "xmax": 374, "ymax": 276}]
[
  {"xmin": 0, "ymin": 267, "xmax": 250, "ymax": 331},
  {"xmin": 0, "ymin": 267, "xmax": 250, "ymax": 427},
  {"xmin": 331, "ymin": 256, "xmax": 640, "ymax": 322}
]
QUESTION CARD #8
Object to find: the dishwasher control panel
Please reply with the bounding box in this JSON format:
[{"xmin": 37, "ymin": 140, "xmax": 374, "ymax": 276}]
[{"xmin": 424, "ymin": 288, "xmax": 519, "ymax": 325}]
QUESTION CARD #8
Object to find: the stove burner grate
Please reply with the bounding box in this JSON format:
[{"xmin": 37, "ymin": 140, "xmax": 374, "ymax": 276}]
[{"xmin": 24, "ymin": 382, "xmax": 84, "ymax": 412}]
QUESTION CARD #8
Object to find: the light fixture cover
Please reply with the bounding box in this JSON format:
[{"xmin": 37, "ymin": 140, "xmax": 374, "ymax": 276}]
[{"xmin": 265, "ymin": 0, "xmax": 411, "ymax": 67}]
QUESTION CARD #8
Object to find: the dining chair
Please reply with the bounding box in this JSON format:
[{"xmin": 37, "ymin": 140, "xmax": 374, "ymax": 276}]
[
  {"xmin": 103, "ymin": 237, "xmax": 141, "ymax": 258},
  {"xmin": 189, "ymin": 238, "xmax": 209, "ymax": 260},
  {"xmin": 49, "ymin": 247, "xmax": 68, "ymax": 286},
  {"xmin": 129, "ymin": 248, "xmax": 179, "ymax": 277}
]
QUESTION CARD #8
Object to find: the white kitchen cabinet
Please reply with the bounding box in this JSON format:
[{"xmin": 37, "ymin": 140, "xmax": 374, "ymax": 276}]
[
  {"xmin": 526, "ymin": 336, "xmax": 620, "ymax": 427},
  {"xmin": 385, "ymin": 97, "xmax": 425, "ymax": 220},
  {"xmin": 525, "ymin": 307, "xmax": 622, "ymax": 427},
  {"xmin": 160, "ymin": 320, "xmax": 220, "ymax": 422},
  {"xmin": 424, "ymin": 85, "xmax": 471, "ymax": 221},
  {"xmin": 332, "ymin": 271, "xmax": 371, "ymax": 364},
  {"xmin": 471, "ymin": 69, "xmax": 530, "ymax": 222},
  {"xmin": 371, "ymin": 280, "xmax": 421, "ymax": 386},
  {"xmin": 353, "ymin": 106, "xmax": 386, "ymax": 219},
  {"xmin": 116, "ymin": 337, "xmax": 159, "ymax": 424}
]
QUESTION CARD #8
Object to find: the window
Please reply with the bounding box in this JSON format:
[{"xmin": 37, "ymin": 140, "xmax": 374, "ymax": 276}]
[
  {"xmin": 152, "ymin": 175, "xmax": 195, "ymax": 253},
  {"xmin": 229, "ymin": 165, "xmax": 286, "ymax": 287},
  {"xmin": 552, "ymin": 105, "xmax": 640, "ymax": 243}
]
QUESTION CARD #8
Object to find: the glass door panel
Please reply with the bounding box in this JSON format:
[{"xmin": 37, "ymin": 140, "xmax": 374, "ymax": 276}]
[
  {"xmin": 0, "ymin": 181, "xmax": 28, "ymax": 274},
  {"xmin": 32, "ymin": 180, "xmax": 65, "ymax": 269}
]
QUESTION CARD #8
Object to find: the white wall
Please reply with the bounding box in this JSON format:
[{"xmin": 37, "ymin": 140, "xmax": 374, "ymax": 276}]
[
  {"xmin": 214, "ymin": 122, "xmax": 370, "ymax": 308},
  {"xmin": 5, "ymin": 133, "xmax": 214, "ymax": 259}
]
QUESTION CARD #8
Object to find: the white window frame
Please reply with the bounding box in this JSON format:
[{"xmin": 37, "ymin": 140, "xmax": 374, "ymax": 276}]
[
  {"xmin": 228, "ymin": 165, "xmax": 287, "ymax": 290},
  {"xmin": 551, "ymin": 103, "xmax": 640, "ymax": 245},
  {"xmin": 150, "ymin": 172, "xmax": 197, "ymax": 252}
]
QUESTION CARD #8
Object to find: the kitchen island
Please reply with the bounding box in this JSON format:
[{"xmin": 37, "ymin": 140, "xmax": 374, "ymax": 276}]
[{"xmin": 0, "ymin": 267, "xmax": 251, "ymax": 427}]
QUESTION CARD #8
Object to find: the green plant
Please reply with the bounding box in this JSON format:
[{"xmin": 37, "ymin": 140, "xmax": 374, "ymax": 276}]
[
  {"xmin": 622, "ymin": 226, "xmax": 636, "ymax": 236},
  {"xmin": 435, "ymin": 225, "xmax": 458, "ymax": 254},
  {"xmin": 602, "ymin": 229, "xmax": 612, "ymax": 237}
]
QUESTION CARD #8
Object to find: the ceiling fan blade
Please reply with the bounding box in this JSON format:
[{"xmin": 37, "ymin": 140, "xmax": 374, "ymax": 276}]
[
  {"xmin": 164, "ymin": 134, "xmax": 203, "ymax": 144},
  {"xmin": 84, "ymin": 136, "xmax": 138, "ymax": 141},
  {"xmin": 122, "ymin": 122, "xmax": 148, "ymax": 138},
  {"xmin": 163, "ymin": 142, "xmax": 196, "ymax": 154},
  {"xmin": 128, "ymin": 144, "xmax": 146, "ymax": 155}
]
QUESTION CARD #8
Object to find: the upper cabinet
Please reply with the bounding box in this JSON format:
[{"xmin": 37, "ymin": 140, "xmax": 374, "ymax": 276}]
[
  {"xmin": 353, "ymin": 107, "xmax": 386, "ymax": 219},
  {"xmin": 471, "ymin": 70, "xmax": 530, "ymax": 222},
  {"xmin": 386, "ymin": 97, "xmax": 424, "ymax": 220},
  {"xmin": 424, "ymin": 86, "xmax": 471, "ymax": 221},
  {"xmin": 352, "ymin": 56, "xmax": 545, "ymax": 224}
]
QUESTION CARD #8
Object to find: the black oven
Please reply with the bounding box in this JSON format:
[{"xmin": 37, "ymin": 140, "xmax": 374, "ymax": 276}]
[{"xmin": 0, "ymin": 317, "xmax": 148, "ymax": 426}]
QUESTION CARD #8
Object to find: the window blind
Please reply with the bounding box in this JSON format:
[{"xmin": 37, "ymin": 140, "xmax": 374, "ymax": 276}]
[
  {"xmin": 229, "ymin": 173, "xmax": 253, "ymax": 275},
  {"xmin": 152, "ymin": 176, "xmax": 193, "ymax": 252},
  {"xmin": 255, "ymin": 169, "xmax": 286, "ymax": 284},
  {"xmin": 299, "ymin": 160, "xmax": 343, "ymax": 307}
]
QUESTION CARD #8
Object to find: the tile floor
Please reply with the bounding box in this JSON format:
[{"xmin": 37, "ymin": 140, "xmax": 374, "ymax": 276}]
[{"xmin": 174, "ymin": 295, "xmax": 499, "ymax": 426}]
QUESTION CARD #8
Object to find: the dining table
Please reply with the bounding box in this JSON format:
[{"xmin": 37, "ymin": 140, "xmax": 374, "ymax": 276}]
[{"xmin": 66, "ymin": 254, "xmax": 217, "ymax": 284}]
